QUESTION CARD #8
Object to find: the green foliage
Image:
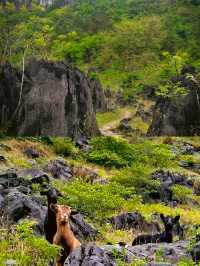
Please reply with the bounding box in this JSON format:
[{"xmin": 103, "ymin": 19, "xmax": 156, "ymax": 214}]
[
  {"xmin": 156, "ymin": 81, "xmax": 187, "ymax": 99},
  {"xmin": 0, "ymin": 220, "xmax": 59, "ymax": 266},
  {"xmin": 112, "ymin": 163, "xmax": 152, "ymax": 189},
  {"xmin": 87, "ymin": 137, "xmax": 175, "ymax": 169},
  {"xmin": 86, "ymin": 137, "xmax": 139, "ymax": 168},
  {"xmin": 56, "ymin": 179, "xmax": 140, "ymax": 220},
  {"xmin": 86, "ymin": 149, "xmax": 127, "ymax": 168},
  {"xmin": 172, "ymin": 185, "xmax": 193, "ymax": 203},
  {"xmin": 1, "ymin": 0, "xmax": 200, "ymax": 99},
  {"xmin": 51, "ymin": 137, "xmax": 77, "ymax": 156}
]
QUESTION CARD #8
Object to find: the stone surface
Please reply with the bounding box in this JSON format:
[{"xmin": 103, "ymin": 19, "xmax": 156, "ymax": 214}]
[
  {"xmin": 0, "ymin": 188, "xmax": 46, "ymax": 234},
  {"xmin": 110, "ymin": 212, "xmax": 160, "ymax": 233},
  {"xmin": 0, "ymin": 59, "xmax": 103, "ymax": 138},
  {"xmin": 18, "ymin": 168, "xmax": 50, "ymax": 184},
  {"xmin": 128, "ymin": 241, "xmax": 189, "ymax": 263},
  {"xmin": 150, "ymin": 170, "xmax": 193, "ymax": 204},
  {"xmin": 70, "ymin": 213, "xmax": 98, "ymax": 240},
  {"xmin": 44, "ymin": 159, "xmax": 73, "ymax": 181},
  {"xmin": 90, "ymin": 78, "xmax": 107, "ymax": 112},
  {"xmin": 101, "ymin": 241, "xmax": 189, "ymax": 265},
  {"xmin": 64, "ymin": 243, "xmax": 116, "ymax": 266},
  {"xmin": 75, "ymin": 136, "xmax": 91, "ymax": 152},
  {"xmin": 148, "ymin": 67, "xmax": 200, "ymax": 136},
  {"xmin": 118, "ymin": 118, "xmax": 133, "ymax": 133},
  {"xmin": 151, "ymin": 170, "xmax": 193, "ymax": 188},
  {"xmin": 24, "ymin": 147, "xmax": 40, "ymax": 158},
  {"xmin": 0, "ymin": 170, "xmax": 31, "ymax": 189}
]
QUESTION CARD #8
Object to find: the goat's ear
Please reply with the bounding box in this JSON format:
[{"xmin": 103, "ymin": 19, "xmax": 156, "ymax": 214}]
[
  {"xmin": 160, "ymin": 213, "xmax": 165, "ymax": 221},
  {"xmin": 70, "ymin": 210, "xmax": 79, "ymax": 216},
  {"xmin": 174, "ymin": 215, "xmax": 180, "ymax": 222},
  {"xmin": 50, "ymin": 203, "xmax": 58, "ymax": 213}
]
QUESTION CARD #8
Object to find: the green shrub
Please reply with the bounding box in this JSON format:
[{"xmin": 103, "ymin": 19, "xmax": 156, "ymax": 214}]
[
  {"xmin": 86, "ymin": 150, "xmax": 127, "ymax": 168},
  {"xmin": 86, "ymin": 137, "xmax": 175, "ymax": 169},
  {"xmin": 0, "ymin": 220, "xmax": 59, "ymax": 266},
  {"xmin": 39, "ymin": 136, "xmax": 53, "ymax": 145},
  {"xmin": 86, "ymin": 136, "xmax": 141, "ymax": 168},
  {"xmin": 112, "ymin": 163, "xmax": 152, "ymax": 189},
  {"xmin": 56, "ymin": 180, "xmax": 140, "ymax": 221},
  {"xmin": 172, "ymin": 185, "xmax": 193, "ymax": 203},
  {"xmin": 52, "ymin": 137, "xmax": 77, "ymax": 156}
]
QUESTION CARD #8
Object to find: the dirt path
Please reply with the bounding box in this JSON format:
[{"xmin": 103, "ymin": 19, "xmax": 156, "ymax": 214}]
[{"xmin": 100, "ymin": 109, "xmax": 133, "ymax": 136}]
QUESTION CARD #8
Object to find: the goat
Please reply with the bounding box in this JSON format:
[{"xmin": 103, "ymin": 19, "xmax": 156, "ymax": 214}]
[
  {"xmin": 132, "ymin": 214, "xmax": 180, "ymax": 246},
  {"xmin": 40, "ymin": 187, "xmax": 62, "ymax": 244},
  {"xmin": 50, "ymin": 203, "xmax": 81, "ymax": 266}
]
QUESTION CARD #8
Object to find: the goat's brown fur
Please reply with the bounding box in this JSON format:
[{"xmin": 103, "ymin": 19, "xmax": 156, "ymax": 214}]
[{"xmin": 51, "ymin": 204, "xmax": 81, "ymax": 266}]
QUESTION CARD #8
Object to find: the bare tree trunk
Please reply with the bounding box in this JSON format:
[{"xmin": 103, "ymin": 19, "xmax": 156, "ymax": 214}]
[{"xmin": 11, "ymin": 48, "xmax": 27, "ymax": 122}]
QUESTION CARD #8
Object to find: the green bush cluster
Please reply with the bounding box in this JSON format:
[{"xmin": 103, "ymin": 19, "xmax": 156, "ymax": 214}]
[
  {"xmin": 86, "ymin": 137, "xmax": 175, "ymax": 169},
  {"xmin": 56, "ymin": 180, "xmax": 140, "ymax": 220},
  {"xmin": 86, "ymin": 136, "xmax": 141, "ymax": 168}
]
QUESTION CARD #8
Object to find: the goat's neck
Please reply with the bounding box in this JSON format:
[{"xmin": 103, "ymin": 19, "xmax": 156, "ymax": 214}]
[
  {"xmin": 163, "ymin": 228, "xmax": 173, "ymax": 242},
  {"xmin": 57, "ymin": 222, "xmax": 72, "ymax": 235},
  {"xmin": 47, "ymin": 202, "xmax": 56, "ymax": 218}
]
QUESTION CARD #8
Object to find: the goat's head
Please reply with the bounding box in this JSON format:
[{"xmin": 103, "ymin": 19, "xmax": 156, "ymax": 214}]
[
  {"xmin": 50, "ymin": 204, "xmax": 78, "ymax": 225},
  {"xmin": 41, "ymin": 187, "xmax": 62, "ymax": 204},
  {"xmin": 160, "ymin": 214, "xmax": 180, "ymax": 231}
]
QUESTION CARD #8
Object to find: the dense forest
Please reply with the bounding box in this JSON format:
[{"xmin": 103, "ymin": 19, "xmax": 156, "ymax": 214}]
[{"xmin": 1, "ymin": 0, "xmax": 200, "ymax": 98}]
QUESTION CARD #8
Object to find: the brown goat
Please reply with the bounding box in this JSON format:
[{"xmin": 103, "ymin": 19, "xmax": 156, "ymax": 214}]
[{"xmin": 50, "ymin": 204, "xmax": 81, "ymax": 266}]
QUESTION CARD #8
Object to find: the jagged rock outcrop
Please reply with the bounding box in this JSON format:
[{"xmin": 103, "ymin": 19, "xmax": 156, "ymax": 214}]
[
  {"xmin": 0, "ymin": 59, "xmax": 105, "ymax": 138},
  {"xmin": 90, "ymin": 79, "xmax": 107, "ymax": 112},
  {"xmin": 148, "ymin": 66, "xmax": 200, "ymax": 136}
]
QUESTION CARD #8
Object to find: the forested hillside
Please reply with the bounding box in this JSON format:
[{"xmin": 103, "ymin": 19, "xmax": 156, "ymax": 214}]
[{"xmin": 1, "ymin": 0, "xmax": 200, "ymax": 99}]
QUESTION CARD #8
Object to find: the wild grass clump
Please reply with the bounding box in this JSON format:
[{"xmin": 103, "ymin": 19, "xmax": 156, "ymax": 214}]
[
  {"xmin": 51, "ymin": 137, "xmax": 77, "ymax": 156},
  {"xmin": 56, "ymin": 180, "xmax": 140, "ymax": 221},
  {"xmin": 0, "ymin": 220, "xmax": 59, "ymax": 266}
]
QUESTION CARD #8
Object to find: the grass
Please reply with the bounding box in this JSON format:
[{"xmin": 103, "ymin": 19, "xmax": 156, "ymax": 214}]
[{"xmin": 96, "ymin": 106, "xmax": 134, "ymax": 127}]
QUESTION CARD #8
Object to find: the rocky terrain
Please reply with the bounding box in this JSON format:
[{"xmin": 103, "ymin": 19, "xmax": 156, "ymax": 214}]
[
  {"xmin": 1, "ymin": 132, "xmax": 200, "ymax": 265},
  {"xmin": 0, "ymin": 59, "xmax": 107, "ymax": 138}
]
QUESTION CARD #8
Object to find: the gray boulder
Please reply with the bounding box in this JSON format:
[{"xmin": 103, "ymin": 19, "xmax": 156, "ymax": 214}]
[
  {"xmin": 64, "ymin": 243, "xmax": 116, "ymax": 266},
  {"xmin": 44, "ymin": 159, "xmax": 73, "ymax": 181},
  {"xmin": 0, "ymin": 189, "xmax": 46, "ymax": 234},
  {"xmin": 70, "ymin": 213, "xmax": 98, "ymax": 241}
]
